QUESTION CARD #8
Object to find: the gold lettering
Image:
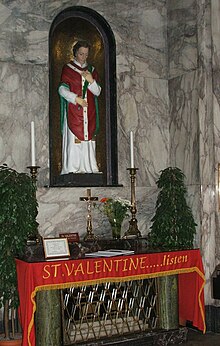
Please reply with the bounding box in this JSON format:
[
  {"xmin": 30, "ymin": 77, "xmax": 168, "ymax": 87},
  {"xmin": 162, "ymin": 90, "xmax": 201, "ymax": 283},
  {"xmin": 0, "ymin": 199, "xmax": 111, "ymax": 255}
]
[
  {"xmin": 122, "ymin": 258, "xmax": 128, "ymax": 272},
  {"xmin": 65, "ymin": 263, "xmax": 75, "ymax": 276},
  {"xmin": 86, "ymin": 261, "xmax": 94, "ymax": 274},
  {"xmin": 163, "ymin": 254, "xmax": 189, "ymax": 266},
  {"xmin": 114, "ymin": 259, "xmax": 123, "ymax": 271},
  {"xmin": 43, "ymin": 265, "xmax": 51, "ymax": 279},
  {"xmin": 177, "ymin": 256, "xmax": 182, "ymax": 264},
  {"xmin": 51, "ymin": 264, "xmax": 61, "ymax": 277},
  {"xmin": 183, "ymin": 255, "xmax": 188, "ymax": 262},
  {"xmin": 94, "ymin": 260, "xmax": 102, "ymax": 273},
  {"xmin": 139, "ymin": 257, "xmax": 146, "ymax": 269},
  {"xmin": 103, "ymin": 259, "xmax": 113, "ymax": 272},
  {"xmin": 163, "ymin": 255, "xmax": 166, "ymax": 266},
  {"xmin": 129, "ymin": 257, "xmax": 139, "ymax": 271},
  {"xmin": 74, "ymin": 263, "xmax": 85, "ymax": 276}
]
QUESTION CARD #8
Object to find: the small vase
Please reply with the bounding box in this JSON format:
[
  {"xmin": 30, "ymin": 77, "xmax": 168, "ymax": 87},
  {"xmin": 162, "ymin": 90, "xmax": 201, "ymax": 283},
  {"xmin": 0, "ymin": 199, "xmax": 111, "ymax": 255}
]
[{"xmin": 110, "ymin": 221, "xmax": 122, "ymax": 239}]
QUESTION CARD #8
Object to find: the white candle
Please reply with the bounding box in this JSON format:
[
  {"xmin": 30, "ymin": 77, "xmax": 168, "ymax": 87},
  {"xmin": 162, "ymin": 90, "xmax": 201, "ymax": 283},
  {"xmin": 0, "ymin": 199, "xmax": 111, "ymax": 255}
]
[
  {"xmin": 130, "ymin": 131, "xmax": 134, "ymax": 168},
  {"xmin": 31, "ymin": 121, "xmax": 36, "ymax": 166}
]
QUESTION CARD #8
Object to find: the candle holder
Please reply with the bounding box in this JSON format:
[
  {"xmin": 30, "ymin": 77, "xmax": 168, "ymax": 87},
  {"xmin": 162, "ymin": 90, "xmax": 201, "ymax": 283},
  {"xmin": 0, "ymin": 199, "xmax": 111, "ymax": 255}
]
[
  {"xmin": 27, "ymin": 165, "xmax": 40, "ymax": 183},
  {"xmin": 123, "ymin": 167, "xmax": 142, "ymax": 238},
  {"xmin": 80, "ymin": 189, "xmax": 98, "ymax": 241},
  {"xmin": 27, "ymin": 165, "xmax": 41, "ymax": 244}
]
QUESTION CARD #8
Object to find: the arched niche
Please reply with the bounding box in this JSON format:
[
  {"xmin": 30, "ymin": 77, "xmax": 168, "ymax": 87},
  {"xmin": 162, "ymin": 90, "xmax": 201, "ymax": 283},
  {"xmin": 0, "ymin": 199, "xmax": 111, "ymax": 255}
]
[{"xmin": 49, "ymin": 6, "xmax": 118, "ymax": 187}]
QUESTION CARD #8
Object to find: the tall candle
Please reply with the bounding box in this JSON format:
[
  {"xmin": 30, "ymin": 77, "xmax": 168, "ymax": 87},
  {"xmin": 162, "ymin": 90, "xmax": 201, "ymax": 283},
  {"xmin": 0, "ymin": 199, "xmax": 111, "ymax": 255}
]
[
  {"xmin": 31, "ymin": 121, "xmax": 36, "ymax": 166},
  {"xmin": 130, "ymin": 131, "xmax": 134, "ymax": 168}
]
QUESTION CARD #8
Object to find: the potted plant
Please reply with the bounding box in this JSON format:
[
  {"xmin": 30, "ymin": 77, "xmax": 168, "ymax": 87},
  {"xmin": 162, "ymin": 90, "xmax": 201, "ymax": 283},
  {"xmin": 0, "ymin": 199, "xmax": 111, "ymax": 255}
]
[
  {"xmin": 148, "ymin": 167, "xmax": 197, "ymax": 330},
  {"xmin": 148, "ymin": 166, "xmax": 196, "ymax": 250},
  {"xmin": 0, "ymin": 164, "xmax": 38, "ymax": 344}
]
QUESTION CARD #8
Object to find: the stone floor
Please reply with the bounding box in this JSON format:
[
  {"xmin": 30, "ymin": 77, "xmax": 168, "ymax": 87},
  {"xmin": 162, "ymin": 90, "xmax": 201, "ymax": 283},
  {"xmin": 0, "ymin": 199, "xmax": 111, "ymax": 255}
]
[
  {"xmin": 178, "ymin": 328, "xmax": 220, "ymax": 345},
  {"xmin": 83, "ymin": 328, "xmax": 220, "ymax": 345}
]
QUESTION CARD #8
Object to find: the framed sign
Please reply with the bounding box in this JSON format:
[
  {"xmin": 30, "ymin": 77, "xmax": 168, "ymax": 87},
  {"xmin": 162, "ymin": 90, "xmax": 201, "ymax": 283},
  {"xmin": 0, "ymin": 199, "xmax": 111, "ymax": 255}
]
[
  {"xmin": 43, "ymin": 238, "xmax": 70, "ymax": 260},
  {"xmin": 59, "ymin": 232, "xmax": 80, "ymax": 243}
]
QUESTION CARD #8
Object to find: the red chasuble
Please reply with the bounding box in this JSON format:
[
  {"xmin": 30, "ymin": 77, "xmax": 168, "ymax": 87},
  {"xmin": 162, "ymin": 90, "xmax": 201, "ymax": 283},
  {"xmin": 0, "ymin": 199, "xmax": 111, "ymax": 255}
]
[{"xmin": 60, "ymin": 61, "xmax": 98, "ymax": 141}]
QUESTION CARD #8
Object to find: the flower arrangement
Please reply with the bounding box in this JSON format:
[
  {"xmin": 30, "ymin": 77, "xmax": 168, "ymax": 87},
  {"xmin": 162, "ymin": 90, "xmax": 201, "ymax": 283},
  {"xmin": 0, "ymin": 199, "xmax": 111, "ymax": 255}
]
[{"xmin": 99, "ymin": 197, "xmax": 130, "ymax": 238}]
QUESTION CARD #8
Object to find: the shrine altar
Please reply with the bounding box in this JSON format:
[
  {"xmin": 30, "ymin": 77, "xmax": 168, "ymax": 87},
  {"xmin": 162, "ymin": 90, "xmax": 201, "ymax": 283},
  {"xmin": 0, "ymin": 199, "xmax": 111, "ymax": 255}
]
[{"xmin": 16, "ymin": 248, "xmax": 206, "ymax": 346}]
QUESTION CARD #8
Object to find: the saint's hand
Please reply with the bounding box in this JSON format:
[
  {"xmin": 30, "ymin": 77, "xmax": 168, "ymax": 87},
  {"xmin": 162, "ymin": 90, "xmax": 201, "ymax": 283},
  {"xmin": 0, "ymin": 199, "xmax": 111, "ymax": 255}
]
[
  {"xmin": 81, "ymin": 71, "xmax": 94, "ymax": 84},
  {"xmin": 76, "ymin": 96, "xmax": 88, "ymax": 108}
]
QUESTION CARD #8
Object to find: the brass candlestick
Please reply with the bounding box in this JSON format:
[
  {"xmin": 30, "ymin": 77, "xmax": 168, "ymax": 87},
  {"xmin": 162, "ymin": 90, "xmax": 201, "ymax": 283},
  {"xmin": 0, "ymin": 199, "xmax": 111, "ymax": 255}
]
[
  {"xmin": 80, "ymin": 189, "xmax": 98, "ymax": 241},
  {"xmin": 124, "ymin": 168, "xmax": 141, "ymax": 238},
  {"xmin": 27, "ymin": 165, "xmax": 40, "ymax": 183},
  {"xmin": 27, "ymin": 165, "xmax": 41, "ymax": 244}
]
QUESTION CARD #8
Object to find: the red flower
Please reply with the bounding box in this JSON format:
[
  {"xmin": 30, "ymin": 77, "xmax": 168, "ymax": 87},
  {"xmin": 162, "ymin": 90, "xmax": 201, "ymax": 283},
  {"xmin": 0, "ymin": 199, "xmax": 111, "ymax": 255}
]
[{"xmin": 100, "ymin": 197, "xmax": 109, "ymax": 203}]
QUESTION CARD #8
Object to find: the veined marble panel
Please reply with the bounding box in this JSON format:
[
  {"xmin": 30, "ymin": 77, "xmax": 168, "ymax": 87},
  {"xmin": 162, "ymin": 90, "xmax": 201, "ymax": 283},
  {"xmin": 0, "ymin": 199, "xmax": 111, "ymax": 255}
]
[
  {"xmin": 117, "ymin": 75, "xmax": 169, "ymax": 187},
  {"xmin": 197, "ymin": 0, "xmax": 216, "ymax": 306},
  {"xmin": 200, "ymin": 183, "xmax": 217, "ymax": 306},
  {"xmin": 169, "ymin": 70, "xmax": 200, "ymax": 184},
  {"xmin": 167, "ymin": 0, "xmax": 197, "ymax": 79},
  {"xmin": 187, "ymin": 184, "xmax": 201, "ymax": 247},
  {"xmin": 0, "ymin": 3, "xmax": 49, "ymax": 64},
  {"xmin": 0, "ymin": 62, "xmax": 49, "ymax": 180},
  {"xmin": 0, "ymin": 0, "xmax": 168, "ymax": 78},
  {"xmin": 37, "ymin": 186, "xmax": 158, "ymax": 239}
]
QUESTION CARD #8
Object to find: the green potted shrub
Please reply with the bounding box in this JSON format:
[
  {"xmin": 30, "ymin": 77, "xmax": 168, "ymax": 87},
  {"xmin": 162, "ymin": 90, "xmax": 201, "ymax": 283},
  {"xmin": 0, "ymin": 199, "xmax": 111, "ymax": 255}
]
[
  {"xmin": 149, "ymin": 166, "xmax": 196, "ymax": 250},
  {"xmin": 148, "ymin": 167, "xmax": 197, "ymax": 331},
  {"xmin": 0, "ymin": 164, "xmax": 38, "ymax": 344}
]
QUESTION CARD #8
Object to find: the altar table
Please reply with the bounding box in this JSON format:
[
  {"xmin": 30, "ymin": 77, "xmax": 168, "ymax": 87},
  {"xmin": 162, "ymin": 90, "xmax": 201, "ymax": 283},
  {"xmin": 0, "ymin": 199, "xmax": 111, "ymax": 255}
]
[{"xmin": 16, "ymin": 249, "xmax": 206, "ymax": 346}]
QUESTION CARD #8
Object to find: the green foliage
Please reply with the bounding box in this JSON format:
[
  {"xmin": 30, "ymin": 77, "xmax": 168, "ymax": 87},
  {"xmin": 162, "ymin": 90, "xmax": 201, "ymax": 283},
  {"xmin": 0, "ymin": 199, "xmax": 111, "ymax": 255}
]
[
  {"xmin": 148, "ymin": 167, "xmax": 197, "ymax": 250},
  {"xmin": 0, "ymin": 164, "xmax": 38, "ymax": 311}
]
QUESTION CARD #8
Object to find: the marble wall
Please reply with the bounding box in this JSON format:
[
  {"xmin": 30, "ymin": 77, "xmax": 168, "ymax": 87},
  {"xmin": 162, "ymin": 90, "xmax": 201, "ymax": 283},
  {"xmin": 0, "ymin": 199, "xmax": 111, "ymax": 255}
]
[
  {"xmin": 0, "ymin": 0, "xmax": 219, "ymax": 308},
  {"xmin": 167, "ymin": 1, "xmax": 201, "ymax": 247},
  {"xmin": 167, "ymin": 0, "xmax": 217, "ymax": 307},
  {"xmin": 168, "ymin": 0, "xmax": 220, "ymax": 308}
]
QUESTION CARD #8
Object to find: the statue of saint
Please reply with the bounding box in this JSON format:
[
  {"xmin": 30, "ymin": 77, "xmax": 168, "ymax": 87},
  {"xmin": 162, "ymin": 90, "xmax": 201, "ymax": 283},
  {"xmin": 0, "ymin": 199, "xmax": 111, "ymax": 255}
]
[{"xmin": 58, "ymin": 40, "xmax": 101, "ymax": 174}]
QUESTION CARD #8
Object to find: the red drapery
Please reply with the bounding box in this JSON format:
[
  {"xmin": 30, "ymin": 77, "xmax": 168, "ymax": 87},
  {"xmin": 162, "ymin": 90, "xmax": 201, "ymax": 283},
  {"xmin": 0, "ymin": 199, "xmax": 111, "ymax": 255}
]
[{"xmin": 16, "ymin": 249, "xmax": 205, "ymax": 346}]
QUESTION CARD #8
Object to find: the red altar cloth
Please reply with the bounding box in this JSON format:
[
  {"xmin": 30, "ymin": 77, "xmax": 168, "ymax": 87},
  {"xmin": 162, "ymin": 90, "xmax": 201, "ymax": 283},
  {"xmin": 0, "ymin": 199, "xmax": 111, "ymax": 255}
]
[{"xmin": 16, "ymin": 249, "xmax": 205, "ymax": 346}]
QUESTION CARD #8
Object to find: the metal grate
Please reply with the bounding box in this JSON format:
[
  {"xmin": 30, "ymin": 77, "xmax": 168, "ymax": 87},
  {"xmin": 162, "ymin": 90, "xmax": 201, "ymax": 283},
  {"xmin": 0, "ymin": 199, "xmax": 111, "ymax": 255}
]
[{"xmin": 61, "ymin": 279, "xmax": 158, "ymax": 345}]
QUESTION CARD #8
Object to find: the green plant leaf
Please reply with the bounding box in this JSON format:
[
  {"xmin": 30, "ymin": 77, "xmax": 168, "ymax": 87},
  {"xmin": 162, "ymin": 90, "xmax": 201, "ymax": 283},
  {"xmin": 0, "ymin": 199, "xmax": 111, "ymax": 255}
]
[
  {"xmin": 148, "ymin": 167, "xmax": 197, "ymax": 251},
  {"xmin": 0, "ymin": 165, "xmax": 39, "ymax": 335}
]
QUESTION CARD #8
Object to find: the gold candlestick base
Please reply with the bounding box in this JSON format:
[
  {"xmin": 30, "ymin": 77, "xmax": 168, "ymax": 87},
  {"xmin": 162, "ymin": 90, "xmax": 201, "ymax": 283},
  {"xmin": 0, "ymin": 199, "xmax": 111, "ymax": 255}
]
[
  {"xmin": 125, "ymin": 217, "xmax": 141, "ymax": 238},
  {"xmin": 27, "ymin": 165, "xmax": 40, "ymax": 182},
  {"xmin": 123, "ymin": 168, "xmax": 141, "ymax": 238}
]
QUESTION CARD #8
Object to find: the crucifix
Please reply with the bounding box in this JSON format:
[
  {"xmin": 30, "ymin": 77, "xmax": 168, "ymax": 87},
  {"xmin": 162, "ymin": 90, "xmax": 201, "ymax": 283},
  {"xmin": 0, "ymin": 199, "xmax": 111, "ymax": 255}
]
[{"xmin": 80, "ymin": 188, "xmax": 98, "ymax": 241}]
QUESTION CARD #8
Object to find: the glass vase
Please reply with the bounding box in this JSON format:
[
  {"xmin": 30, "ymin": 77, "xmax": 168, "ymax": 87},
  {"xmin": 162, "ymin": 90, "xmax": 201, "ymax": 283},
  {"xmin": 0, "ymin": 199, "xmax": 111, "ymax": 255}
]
[{"xmin": 110, "ymin": 220, "xmax": 122, "ymax": 239}]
